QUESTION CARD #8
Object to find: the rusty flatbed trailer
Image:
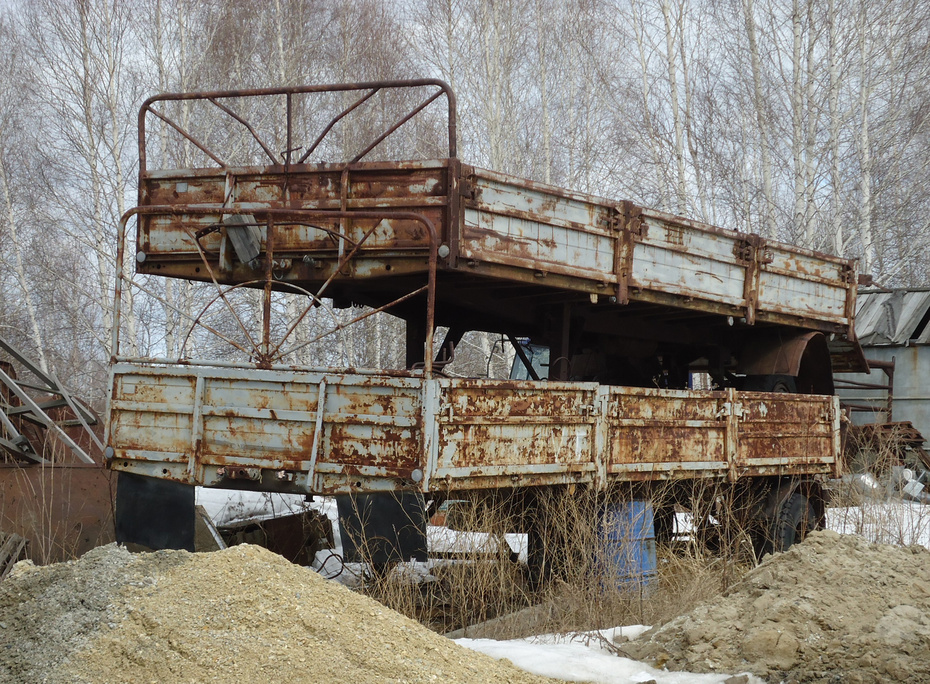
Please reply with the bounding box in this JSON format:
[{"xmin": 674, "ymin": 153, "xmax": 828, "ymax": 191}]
[
  {"xmin": 135, "ymin": 159, "xmax": 856, "ymax": 338},
  {"xmin": 108, "ymin": 361, "xmax": 840, "ymax": 493},
  {"xmin": 107, "ymin": 80, "xmax": 861, "ymax": 558},
  {"xmin": 126, "ymin": 80, "xmax": 864, "ymax": 378}
]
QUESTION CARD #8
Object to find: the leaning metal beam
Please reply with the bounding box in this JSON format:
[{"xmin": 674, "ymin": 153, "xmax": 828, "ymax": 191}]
[
  {"xmin": 0, "ymin": 337, "xmax": 97, "ymax": 425},
  {"xmin": 0, "ymin": 366, "xmax": 94, "ymax": 464},
  {"xmin": 0, "ymin": 336, "xmax": 98, "ymax": 464}
]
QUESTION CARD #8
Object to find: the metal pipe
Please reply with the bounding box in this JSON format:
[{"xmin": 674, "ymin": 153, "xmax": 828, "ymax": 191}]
[
  {"xmin": 281, "ymin": 286, "xmax": 429, "ymax": 359},
  {"xmin": 270, "ymin": 220, "xmax": 384, "ymax": 359},
  {"xmin": 144, "ymin": 107, "xmax": 226, "ymax": 168},
  {"xmin": 116, "ymin": 205, "xmax": 440, "ymax": 371},
  {"xmin": 111, "ymin": 355, "xmax": 419, "ymax": 376},
  {"xmin": 138, "ymin": 79, "xmax": 457, "ymax": 176},
  {"xmin": 207, "ymin": 97, "xmax": 277, "ymax": 163},
  {"xmin": 350, "ymin": 89, "xmax": 445, "ymax": 163},
  {"xmin": 298, "ymin": 88, "xmax": 379, "ymax": 163}
]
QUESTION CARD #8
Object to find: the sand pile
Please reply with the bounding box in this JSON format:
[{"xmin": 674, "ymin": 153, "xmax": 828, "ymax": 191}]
[
  {"xmin": 0, "ymin": 543, "xmax": 557, "ymax": 684},
  {"xmin": 625, "ymin": 530, "xmax": 930, "ymax": 683}
]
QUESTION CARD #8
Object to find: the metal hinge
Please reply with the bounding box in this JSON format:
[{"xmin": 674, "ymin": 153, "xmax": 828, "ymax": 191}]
[
  {"xmin": 734, "ymin": 238, "xmax": 774, "ymax": 265},
  {"xmin": 439, "ymin": 403, "xmax": 454, "ymax": 421},
  {"xmin": 716, "ymin": 402, "xmax": 743, "ymax": 419},
  {"xmin": 460, "ymin": 175, "xmax": 480, "ymax": 202},
  {"xmin": 580, "ymin": 404, "xmax": 599, "ymax": 417},
  {"xmin": 621, "ymin": 201, "xmax": 646, "ymax": 237}
]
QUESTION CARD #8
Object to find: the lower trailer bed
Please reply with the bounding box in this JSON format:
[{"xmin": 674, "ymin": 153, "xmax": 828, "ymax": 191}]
[{"xmin": 106, "ymin": 360, "xmax": 841, "ymax": 495}]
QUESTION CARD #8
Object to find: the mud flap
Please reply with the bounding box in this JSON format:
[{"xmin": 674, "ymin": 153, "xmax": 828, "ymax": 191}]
[
  {"xmin": 336, "ymin": 492, "xmax": 427, "ymax": 565},
  {"xmin": 115, "ymin": 472, "xmax": 195, "ymax": 551}
]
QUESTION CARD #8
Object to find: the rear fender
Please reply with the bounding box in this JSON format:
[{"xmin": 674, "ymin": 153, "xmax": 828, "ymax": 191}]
[{"xmin": 740, "ymin": 331, "xmax": 834, "ymax": 394}]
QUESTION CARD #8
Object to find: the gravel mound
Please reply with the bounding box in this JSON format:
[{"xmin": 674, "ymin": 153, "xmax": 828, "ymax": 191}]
[
  {"xmin": 624, "ymin": 530, "xmax": 930, "ymax": 683},
  {"xmin": 0, "ymin": 544, "xmax": 558, "ymax": 684}
]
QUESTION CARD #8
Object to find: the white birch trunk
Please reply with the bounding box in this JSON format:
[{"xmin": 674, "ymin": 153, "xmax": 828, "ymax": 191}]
[
  {"xmin": 661, "ymin": 0, "xmax": 688, "ymax": 214},
  {"xmin": 534, "ymin": 0, "xmax": 553, "ymax": 184},
  {"xmin": 677, "ymin": 1, "xmax": 709, "ymax": 220},
  {"xmin": 0, "ymin": 158, "xmax": 48, "ymax": 372},
  {"xmin": 856, "ymin": 2, "xmax": 875, "ymax": 273},
  {"xmin": 827, "ymin": 0, "xmax": 843, "ymax": 255},
  {"xmin": 631, "ymin": 0, "xmax": 668, "ymax": 209},
  {"xmin": 743, "ymin": 0, "xmax": 777, "ymax": 239}
]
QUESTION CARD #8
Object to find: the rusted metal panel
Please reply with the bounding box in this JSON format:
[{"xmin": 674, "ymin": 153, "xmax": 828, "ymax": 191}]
[
  {"xmin": 603, "ymin": 387, "xmax": 730, "ymax": 480},
  {"xmin": 107, "ymin": 362, "xmax": 839, "ymax": 494},
  {"xmin": 736, "ymin": 392, "xmax": 840, "ymax": 478},
  {"xmin": 604, "ymin": 386, "xmax": 838, "ymax": 481},
  {"xmin": 453, "ymin": 178, "xmax": 858, "ymax": 336},
  {"xmin": 431, "ymin": 379, "xmax": 599, "ymax": 489},
  {"xmin": 630, "ymin": 217, "xmax": 747, "ymax": 310},
  {"xmin": 460, "ymin": 171, "xmax": 617, "ymax": 281},
  {"xmin": 757, "ymin": 243, "xmax": 851, "ymax": 326},
  {"xmin": 108, "ymin": 362, "xmax": 426, "ymax": 494},
  {"xmin": 136, "ymin": 162, "xmax": 451, "ymax": 284},
  {"xmin": 0, "ymin": 463, "xmax": 115, "ymax": 564}
]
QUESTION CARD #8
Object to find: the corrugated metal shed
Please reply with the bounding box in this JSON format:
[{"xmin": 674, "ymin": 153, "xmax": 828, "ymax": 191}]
[
  {"xmin": 838, "ymin": 290, "xmax": 930, "ymax": 441},
  {"xmin": 855, "ymin": 290, "xmax": 930, "ymax": 346}
]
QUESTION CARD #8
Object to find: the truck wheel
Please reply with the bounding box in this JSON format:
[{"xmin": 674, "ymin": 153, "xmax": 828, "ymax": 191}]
[
  {"xmin": 654, "ymin": 504, "xmax": 676, "ymax": 546},
  {"xmin": 772, "ymin": 492, "xmax": 815, "ymax": 552},
  {"xmin": 743, "ymin": 374, "xmax": 796, "ymax": 393}
]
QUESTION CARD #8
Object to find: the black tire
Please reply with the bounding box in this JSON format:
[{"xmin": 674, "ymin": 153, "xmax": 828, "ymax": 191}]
[
  {"xmin": 771, "ymin": 492, "xmax": 815, "ymax": 553},
  {"xmin": 743, "ymin": 374, "xmax": 797, "ymax": 393},
  {"xmin": 654, "ymin": 504, "xmax": 676, "ymax": 546}
]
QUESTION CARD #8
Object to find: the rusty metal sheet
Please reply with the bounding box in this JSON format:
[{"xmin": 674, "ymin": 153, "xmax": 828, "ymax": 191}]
[
  {"xmin": 604, "ymin": 387, "xmax": 729, "ymax": 475},
  {"xmin": 460, "ymin": 174, "xmax": 617, "ymax": 279},
  {"xmin": 431, "ymin": 379, "xmax": 598, "ymax": 489},
  {"xmin": 736, "ymin": 392, "xmax": 840, "ymax": 478},
  {"xmin": 136, "ymin": 162, "xmax": 451, "ymax": 285},
  {"xmin": 0, "ymin": 463, "xmax": 115, "ymax": 564},
  {"xmin": 107, "ymin": 362, "xmax": 840, "ymax": 494},
  {"xmin": 630, "ymin": 219, "xmax": 747, "ymax": 309},
  {"xmin": 455, "ymin": 174, "xmax": 857, "ymax": 335},
  {"xmin": 757, "ymin": 245, "xmax": 850, "ymax": 326},
  {"xmin": 108, "ymin": 362, "xmax": 426, "ymax": 494},
  {"xmin": 604, "ymin": 386, "xmax": 838, "ymax": 481}
]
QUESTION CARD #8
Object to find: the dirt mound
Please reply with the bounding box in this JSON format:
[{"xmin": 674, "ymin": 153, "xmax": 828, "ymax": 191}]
[
  {"xmin": 0, "ymin": 543, "xmax": 558, "ymax": 684},
  {"xmin": 625, "ymin": 530, "xmax": 930, "ymax": 683}
]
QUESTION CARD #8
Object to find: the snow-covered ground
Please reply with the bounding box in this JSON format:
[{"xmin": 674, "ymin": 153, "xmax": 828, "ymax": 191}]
[
  {"xmin": 459, "ymin": 628, "xmax": 764, "ymax": 684},
  {"xmin": 195, "ymin": 487, "xmax": 928, "ymax": 683},
  {"xmin": 827, "ymin": 499, "xmax": 930, "ymax": 547}
]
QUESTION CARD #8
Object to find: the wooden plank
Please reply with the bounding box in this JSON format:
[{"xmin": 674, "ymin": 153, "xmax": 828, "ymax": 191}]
[{"xmin": 0, "ymin": 533, "xmax": 28, "ymax": 580}]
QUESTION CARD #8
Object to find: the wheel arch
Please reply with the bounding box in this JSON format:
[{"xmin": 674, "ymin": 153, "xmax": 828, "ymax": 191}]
[{"xmin": 739, "ymin": 331, "xmax": 834, "ymax": 395}]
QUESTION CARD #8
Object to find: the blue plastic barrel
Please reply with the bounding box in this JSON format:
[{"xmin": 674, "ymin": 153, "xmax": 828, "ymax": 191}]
[{"xmin": 599, "ymin": 500, "xmax": 658, "ymax": 590}]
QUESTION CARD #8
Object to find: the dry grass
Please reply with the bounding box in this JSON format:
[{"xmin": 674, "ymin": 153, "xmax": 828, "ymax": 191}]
[{"xmin": 351, "ymin": 484, "xmax": 756, "ymax": 638}]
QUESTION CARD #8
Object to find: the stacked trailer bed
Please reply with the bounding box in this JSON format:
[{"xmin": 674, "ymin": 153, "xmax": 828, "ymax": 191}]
[{"xmin": 107, "ymin": 80, "xmax": 863, "ymax": 559}]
